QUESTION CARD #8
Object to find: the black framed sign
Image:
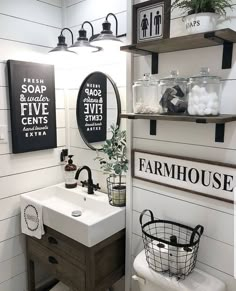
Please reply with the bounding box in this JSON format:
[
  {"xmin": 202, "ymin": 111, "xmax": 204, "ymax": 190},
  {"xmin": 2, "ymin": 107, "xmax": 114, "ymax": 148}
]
[
  {"xmin": 77, "ymin": 72, "xmax": 107, "ymax": 144},
  {"xmin": 132, "ymin": 150, "xmax": 236, "ymax": 204},
  {"xmin": 132, "ymin": 0, "xmax": 171, "ymax": 44},
  {"xmin": 77, "ymin": 72, "xmax": 121, "ymax": 151},
  {"xmin": 7, "ymin": 60, "xmax": 57, "ymax": 153}
]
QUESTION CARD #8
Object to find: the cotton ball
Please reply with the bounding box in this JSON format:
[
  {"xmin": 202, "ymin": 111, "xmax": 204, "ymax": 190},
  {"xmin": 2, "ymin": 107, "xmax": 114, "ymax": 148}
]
[
  {"xmin": 198, "ymin": 103, "xmax": 206, "ymax": 111},
  {"xmin": 197, "ymin": 109, "xmax": 205, "ymax": 116},
  {"xmin": 204, "ymin": 108, "xmax": 212, "ymax": 115},
  {"xmin": 211, "ymin": 101, "xmax": 219, "ymax": 110},
  {"xmin": 197, "ymin": 104, "xmax": 206, "ymax": 115},
  {"xmin": 188, "ymin": 106, "xmax": 194, "ymax": 115},
  {"xmin": 189, "ymin": 105, "xmax": 197, "ymax": 115},
  {"xmin": 200, "ymin": 94, "xmax": 209, "ymax": 104},
  {"xmin": 199, "ymin": 87, "xmax": 207, "ymax": 96},
  {"xmin": 211, "ymin": 109, "xmax": 219, "ymax": 115},
  {"xmin": 188, "ymin": 100, "xmax": 193, "ymax": 108},
  {"xmin": 207, "ymin": 100, "xmax": 214, "ymax": 109},
  {"xmin": 211, "ymin": 92, "xmax": 219, "ymax": 102},
  {"xmin": 191, "ymin": 85, "xmax": 201, "ymax": 93},
  {"xmin": 193, "ymin": 95, "xmax": 200, "ymax": 105}
]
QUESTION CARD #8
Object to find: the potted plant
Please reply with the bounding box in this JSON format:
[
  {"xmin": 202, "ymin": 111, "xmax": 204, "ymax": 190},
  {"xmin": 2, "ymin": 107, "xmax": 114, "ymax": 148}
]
[
  {"xmin": 96, "ymin": 125, "xmax": 128, "ymax": 207},
  {"xmin": 172, "ymin": 0, "xmax": 233, "ymax": 34}
]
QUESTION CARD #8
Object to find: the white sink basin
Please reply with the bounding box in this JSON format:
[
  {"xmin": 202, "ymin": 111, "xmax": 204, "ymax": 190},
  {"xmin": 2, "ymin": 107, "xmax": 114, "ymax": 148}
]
[{"xmin": 21, "ymin": 183, "xmax": 125, "ymax": 247}]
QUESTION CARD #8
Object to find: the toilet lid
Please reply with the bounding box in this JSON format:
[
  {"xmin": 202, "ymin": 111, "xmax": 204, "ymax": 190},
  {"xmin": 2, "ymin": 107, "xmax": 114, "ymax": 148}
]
[{"xmin": 133, "ymin": 250, "xmax": 225, "ymax": 291}]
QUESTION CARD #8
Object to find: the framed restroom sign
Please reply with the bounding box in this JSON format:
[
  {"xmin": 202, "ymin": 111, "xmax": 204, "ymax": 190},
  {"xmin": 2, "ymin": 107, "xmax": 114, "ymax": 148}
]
[
  {"xmin": 132, "ymin": 0, "xmax": 171, "ymax": 44},
  {"xmin": 132, "ymin": 150, "xmax": 236, "ymax": 204},
  {"xmin": 77, "ymin": 72, "xmax": 107, "ymax": 144},
  {"xmin": 7, "ymin": 60, "xmax": 57, "ymax": 153}
]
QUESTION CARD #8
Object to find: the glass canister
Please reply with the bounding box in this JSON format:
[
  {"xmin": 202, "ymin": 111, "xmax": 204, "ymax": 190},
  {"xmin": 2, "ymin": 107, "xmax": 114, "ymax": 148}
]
[
  {"xmin": 133, "ymin": 73, "xmax": 162, "ymax": 114},
  {"xmin": 188, "ymin": 68, "xmax": 221, "ymax": 116},
  {"xmin": 159, "ymin": 70, "xmax": 188, "ymax": 114}
]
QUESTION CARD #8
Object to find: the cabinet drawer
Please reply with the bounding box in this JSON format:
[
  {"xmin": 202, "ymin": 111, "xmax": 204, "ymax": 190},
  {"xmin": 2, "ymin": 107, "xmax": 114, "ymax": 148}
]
[
  {"xmin": 34, "ymin": 226, "xmax": 86, "ymax": 266},
  {"xmin": 28, "ymin": 237, "xmax": 86, "ymax": 291}
]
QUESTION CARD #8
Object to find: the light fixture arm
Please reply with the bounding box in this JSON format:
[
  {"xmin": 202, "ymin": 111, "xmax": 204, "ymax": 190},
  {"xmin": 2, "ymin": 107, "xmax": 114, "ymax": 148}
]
[
  {"xmin": 82, "ymin": 21, "xmax": 94, "ymax": 37},
  {"xmin": 106, "ymin": 13, "xmax": 118, "ymax": 36},
  {"xmin": 60, "ymin": 28, "xmax": 74, "ymax": 45}
]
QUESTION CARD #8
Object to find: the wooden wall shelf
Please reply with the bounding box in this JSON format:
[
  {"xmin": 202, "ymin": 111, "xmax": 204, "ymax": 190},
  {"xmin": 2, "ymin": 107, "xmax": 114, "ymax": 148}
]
[
  {"xmin": 121, "ymin": 29, "xmax": 236, "ymax": 71},
  {"xmin": 121, "ymin": 113, "xmax": 236, "ymax": 143}
]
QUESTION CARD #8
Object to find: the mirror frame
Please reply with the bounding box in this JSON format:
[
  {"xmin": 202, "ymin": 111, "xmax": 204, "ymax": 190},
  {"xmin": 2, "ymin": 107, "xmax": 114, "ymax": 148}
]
[{"xmin": 76, "ymin": 71, "xmax": 121, "ymax": 151}]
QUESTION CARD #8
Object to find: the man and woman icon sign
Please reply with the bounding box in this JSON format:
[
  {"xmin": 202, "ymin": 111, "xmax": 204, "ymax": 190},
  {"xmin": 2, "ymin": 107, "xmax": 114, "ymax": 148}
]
[{"xmin": 141, "ymin": 10, "xmax": 162, "ymax": 38}]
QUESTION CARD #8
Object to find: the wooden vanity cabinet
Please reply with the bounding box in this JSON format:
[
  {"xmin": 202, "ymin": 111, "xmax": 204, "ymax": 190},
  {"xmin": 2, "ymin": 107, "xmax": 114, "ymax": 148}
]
[{"xmin": 26, "ymin": 226, "xmax": 125, "ymax": 291}]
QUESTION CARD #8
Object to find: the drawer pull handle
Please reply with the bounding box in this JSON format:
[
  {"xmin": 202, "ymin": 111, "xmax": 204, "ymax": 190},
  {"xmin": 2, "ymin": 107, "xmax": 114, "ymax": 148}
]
[
  {"xmin": 48, "ymin": 256, "xmax": 58, "ymax": 264},
  {"xmin": 48, "ymin": 237, "xmax": 58, "ymax": 245}
]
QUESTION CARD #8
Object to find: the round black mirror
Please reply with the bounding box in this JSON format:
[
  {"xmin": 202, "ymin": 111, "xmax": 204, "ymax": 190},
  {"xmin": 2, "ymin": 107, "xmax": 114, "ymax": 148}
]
[{"xmin": 76, "ymin": 71, "xmax": 121, "ymax": 150}]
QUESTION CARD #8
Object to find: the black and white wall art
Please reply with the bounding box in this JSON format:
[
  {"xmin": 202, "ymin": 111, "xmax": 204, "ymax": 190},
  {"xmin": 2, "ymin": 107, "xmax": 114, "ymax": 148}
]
[
  {"xmin": 77, "ymin": 71, "xmax": 121, "ymax": 151},
  {"xmin": 7, "ymin": 60, "xmax": 57, "ymax": 153},
  {"xmin": 77, "ymin": 72, "xmax": 107, "ymax": 144},
  {"xmin": 133, "ymin": 0, "xmax": 171, "ymax": 43}
]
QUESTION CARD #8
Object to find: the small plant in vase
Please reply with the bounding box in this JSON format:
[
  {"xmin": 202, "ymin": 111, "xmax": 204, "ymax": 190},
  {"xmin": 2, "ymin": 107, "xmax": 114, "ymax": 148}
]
[
  {"xmin": 96, "ymin": 125, "xmax": 128, "ymax": 207},
  {"xmin": 172, "ymin": 0, "xmax": 233, "ymax": 34}
]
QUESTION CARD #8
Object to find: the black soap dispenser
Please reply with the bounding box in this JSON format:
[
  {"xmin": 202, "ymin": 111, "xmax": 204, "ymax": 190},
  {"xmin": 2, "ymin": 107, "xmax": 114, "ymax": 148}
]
[{"xmin": 64, "ymin": 155, "xmax": 77, "ymax": 189}]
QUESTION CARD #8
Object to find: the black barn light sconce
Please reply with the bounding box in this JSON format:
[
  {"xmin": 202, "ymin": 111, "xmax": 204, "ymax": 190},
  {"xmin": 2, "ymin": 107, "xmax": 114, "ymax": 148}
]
[
  {"xmin": 48, "ymin": 28, "xmax": 76, "ymax": 56},
  {"xmin": 49, "ymin": 13, "xmax": 126, "ymax": 57},
  {"xmin": 70, "ymin": 21, "xmax": 102, "ymax": 53},
  {"xmin": 91, "ymin": 13, "xmax": 126, "ymax": 48}
]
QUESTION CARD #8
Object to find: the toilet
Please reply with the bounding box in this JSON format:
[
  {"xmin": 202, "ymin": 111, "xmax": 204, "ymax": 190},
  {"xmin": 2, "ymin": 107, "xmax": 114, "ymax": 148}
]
[{"xmin": 133, "ymin": 250, "xmax": 226, "ymax": 291}]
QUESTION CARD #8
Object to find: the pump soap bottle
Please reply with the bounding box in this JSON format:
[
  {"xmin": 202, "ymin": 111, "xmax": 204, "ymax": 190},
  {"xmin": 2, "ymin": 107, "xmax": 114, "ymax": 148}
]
[{"xmin": 65, "ymin": 155, "xmax": 77, "ymax": 189}]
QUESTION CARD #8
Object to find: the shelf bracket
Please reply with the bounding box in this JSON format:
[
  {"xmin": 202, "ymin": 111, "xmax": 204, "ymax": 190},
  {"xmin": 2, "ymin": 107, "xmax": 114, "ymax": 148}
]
[
  {"xmin": 204, "ymin": 32, "xmax": 233, "ymax": 69},
  {"xmin": 151, "ymin": 53, "xmax": 159, "ymax": 74},
  {"xmin": 215, "ymin": 123, "xmax": 225, "ymax": 143},
  {"xmin": 150, "ymin": 120, "xmax": 157, "ymax": 135},
  {"xmin": 222, "ymin": 41, "xmax": 233, "ymax": 69}
]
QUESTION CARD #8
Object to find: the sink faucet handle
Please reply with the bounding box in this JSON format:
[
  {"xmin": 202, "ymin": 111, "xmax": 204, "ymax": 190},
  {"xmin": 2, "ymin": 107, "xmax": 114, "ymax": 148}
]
[
  {"xmin": 94, "ymin": 183, "xmax": 101, "ymax": 191},
  {"xmin": 81, "ymin": 180, "xmax": 88, "ymax": 187}
]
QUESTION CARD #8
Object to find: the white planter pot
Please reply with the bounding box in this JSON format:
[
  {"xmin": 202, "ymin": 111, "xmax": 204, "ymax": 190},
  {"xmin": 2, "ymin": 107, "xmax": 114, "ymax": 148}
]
[{"xmin": 184, "ymin": 13, "xmax": 218, "ymax": 35}]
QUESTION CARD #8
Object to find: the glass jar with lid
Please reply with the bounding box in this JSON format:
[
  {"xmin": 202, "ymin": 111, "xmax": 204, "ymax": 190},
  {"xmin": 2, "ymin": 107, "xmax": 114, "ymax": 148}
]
[
  {"xmin": 133, "ymin": 73, "xmax": 162, "ymax": 114},
  {"xmin": 159, "ymin": 70, "xmax": 188, "ymax": 114},
  {"xmin": 188, "ymin": 68, "xmax": 221, "ymax": 116}
]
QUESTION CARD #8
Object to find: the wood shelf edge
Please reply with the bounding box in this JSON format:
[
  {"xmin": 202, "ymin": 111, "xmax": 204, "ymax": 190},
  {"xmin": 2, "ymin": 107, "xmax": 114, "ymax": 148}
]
[
  {"xmin": 120, "ymin": 113, "xmax": 236, "ymax": 124},
  {"xmin": 120, "ymin": 28, "xmax": 236, "ymax": 55}
]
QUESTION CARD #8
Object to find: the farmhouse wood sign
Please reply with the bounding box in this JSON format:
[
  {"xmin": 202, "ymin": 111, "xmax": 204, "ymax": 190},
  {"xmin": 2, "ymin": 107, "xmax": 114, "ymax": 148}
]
[
  {"xmin": 132, "ymin": 150, "xmax": 236, "ymax": 203},
  {"xmin": 7, "ymin": 60, "xmax": 57, "ymax": 153}
]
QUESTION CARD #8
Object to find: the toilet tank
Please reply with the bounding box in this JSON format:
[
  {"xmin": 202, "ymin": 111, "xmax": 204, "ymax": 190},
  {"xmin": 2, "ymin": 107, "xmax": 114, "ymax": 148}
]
[{"xmin": 133, "ymin": 250, "xmax": 226, "ymax": 291}]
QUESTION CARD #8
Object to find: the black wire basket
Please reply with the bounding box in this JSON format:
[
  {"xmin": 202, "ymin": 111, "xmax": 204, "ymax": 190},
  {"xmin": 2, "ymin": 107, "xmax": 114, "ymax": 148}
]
[
  {"xmin": 140, "ymin": 209, "xmax": 204, "ymax": 280},
  {"xmin": 107, "ymin": 175, "xmax": 126, "ymax": 207}
]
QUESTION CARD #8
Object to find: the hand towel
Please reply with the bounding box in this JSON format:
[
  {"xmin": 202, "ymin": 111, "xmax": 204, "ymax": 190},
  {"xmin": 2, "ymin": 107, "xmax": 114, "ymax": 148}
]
[{"xmin": 21, "ymin": 195, "xmax": 45, "ymax": 239}]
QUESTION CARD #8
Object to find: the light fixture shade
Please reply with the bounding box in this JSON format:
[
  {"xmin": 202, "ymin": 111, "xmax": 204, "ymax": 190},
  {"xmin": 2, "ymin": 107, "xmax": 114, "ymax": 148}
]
[
  {"xmin": 91, "ymin": 19, "xmax": 122, "ymax": 48},
  {"xmin": 49, "ymin": 34, "xmax": 76, "ymax": 55},
  {"xmin": 69, "ymin": 28, "xmax": 101, "ymax": 53}
]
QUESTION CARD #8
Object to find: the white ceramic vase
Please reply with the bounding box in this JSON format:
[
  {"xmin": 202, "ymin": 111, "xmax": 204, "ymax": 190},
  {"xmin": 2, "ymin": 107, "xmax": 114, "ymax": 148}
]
[{"xmin": 184, "ymin": 12, "xmax": 218, "ymax": 34}]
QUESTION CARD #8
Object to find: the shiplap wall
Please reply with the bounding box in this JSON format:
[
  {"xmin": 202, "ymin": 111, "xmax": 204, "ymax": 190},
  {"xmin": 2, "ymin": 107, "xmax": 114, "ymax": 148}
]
[
  {"xmin": 130, "ymin": 1, "xmax": 236, "ymax": 291},
  {"xmin": 64, "ymin": 0, "xmax": 127, "ymax": 193},
  {"xmin": 0, "ymin": 1, "xmax": 65, "ymax": 290}
]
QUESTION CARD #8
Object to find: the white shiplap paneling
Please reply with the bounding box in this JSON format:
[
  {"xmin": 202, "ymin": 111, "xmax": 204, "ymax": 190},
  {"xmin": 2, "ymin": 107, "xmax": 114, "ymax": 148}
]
[{"xmin": 0, "ymin": 1, "xmax": 64, "ymax": 290}]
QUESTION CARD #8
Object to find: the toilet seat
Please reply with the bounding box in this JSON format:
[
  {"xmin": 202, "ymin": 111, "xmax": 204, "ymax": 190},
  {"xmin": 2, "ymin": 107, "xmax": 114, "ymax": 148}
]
[{"xmin": 133, "ymin": 250, "xmax": 226, "ymax": 291}]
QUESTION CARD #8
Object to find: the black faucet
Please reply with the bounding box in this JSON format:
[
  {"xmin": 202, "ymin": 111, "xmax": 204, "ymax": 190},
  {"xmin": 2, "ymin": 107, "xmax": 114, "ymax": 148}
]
[{"xmin": 74, "ymin": 166, "xmax": 100, "ymax": 194}]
